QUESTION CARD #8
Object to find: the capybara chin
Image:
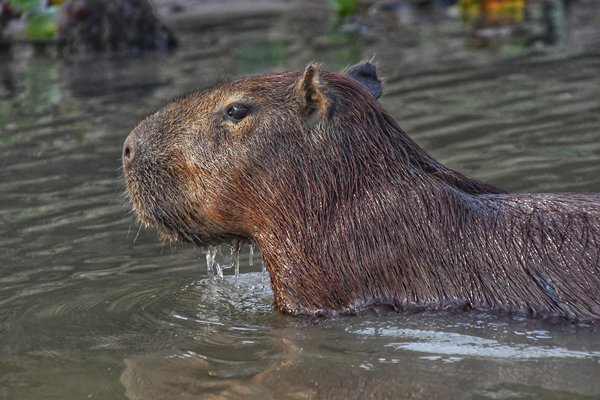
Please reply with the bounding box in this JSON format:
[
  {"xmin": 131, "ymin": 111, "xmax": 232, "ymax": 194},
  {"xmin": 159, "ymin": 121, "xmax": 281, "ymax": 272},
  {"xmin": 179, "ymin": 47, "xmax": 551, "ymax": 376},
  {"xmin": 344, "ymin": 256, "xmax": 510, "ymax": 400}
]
[{"xmin": 122, "ymin": 63, "xmax": 600, "ymax": 322}]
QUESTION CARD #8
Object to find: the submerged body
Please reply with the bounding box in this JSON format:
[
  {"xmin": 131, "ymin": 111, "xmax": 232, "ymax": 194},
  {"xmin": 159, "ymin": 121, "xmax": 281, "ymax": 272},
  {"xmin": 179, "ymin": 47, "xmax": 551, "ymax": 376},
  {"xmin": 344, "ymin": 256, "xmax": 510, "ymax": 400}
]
[{"xmin": 122, "ymin": 63, "xmax": 600, "ymax": 321}]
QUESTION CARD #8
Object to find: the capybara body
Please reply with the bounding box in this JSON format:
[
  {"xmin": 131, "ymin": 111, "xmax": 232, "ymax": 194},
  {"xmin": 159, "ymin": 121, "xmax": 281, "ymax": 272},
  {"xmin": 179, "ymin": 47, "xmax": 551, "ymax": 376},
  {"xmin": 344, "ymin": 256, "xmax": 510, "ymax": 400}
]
[{"xmin": 123, "ymin": 63, "xmax": 600, "ymax": 321}]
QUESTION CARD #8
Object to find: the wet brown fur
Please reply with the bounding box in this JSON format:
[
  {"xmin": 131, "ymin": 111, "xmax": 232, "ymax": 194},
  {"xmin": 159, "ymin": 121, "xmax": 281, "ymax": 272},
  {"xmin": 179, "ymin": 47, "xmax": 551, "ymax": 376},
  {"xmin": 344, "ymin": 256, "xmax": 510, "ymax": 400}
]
[{"xmin": 123, "ymin": 65, "xmax": 600, "ymax": 322}]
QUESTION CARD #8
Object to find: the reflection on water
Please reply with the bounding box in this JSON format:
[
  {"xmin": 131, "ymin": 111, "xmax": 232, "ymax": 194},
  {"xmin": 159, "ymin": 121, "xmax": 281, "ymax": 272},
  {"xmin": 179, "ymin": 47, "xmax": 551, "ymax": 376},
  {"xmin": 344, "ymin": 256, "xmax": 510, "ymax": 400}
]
[
  {"xmin": 122, "ymin": 314, "xmax": 600, "ymax": 399},
  {"xmin": 1, "ymin": 1, "xmax": 600, "ymax": 399},
  {"xmin": 361, "ymin": 327, "xmax": 600, "ymax": 359}
]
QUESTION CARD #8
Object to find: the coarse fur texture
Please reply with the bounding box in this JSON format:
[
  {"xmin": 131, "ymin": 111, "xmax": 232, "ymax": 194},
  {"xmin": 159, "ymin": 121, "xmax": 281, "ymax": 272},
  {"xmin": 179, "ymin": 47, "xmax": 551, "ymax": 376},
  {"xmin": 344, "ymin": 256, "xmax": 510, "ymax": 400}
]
[{"xmin": 123, "ymin": 63, "xmax": 600, "ymax": 322}]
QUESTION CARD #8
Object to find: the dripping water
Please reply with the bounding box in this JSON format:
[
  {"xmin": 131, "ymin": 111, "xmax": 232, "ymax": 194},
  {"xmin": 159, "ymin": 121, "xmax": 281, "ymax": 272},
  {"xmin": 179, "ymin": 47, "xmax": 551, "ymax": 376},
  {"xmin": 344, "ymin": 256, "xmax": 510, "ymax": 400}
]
[
  {"xmin": 205, "ymin": 245, "xmax": 218, "ymax": 279},
  {"xmin": 249, "ymin": 242, "xmax": 267, "ymax": 287},
  {"xmin": 232, "ymin": 241, "xmax": 241, "ymax": 280},
  {"xmin": 202, "ymin": 242, "xmax": 258, "ymax": 282},
  {"xmin": 261, "ymin": 258, "xmax": 266, "ymax": 288},
  {"xmin": 249, "ymin": 243, "xmax": 255, "ymax": 267}
]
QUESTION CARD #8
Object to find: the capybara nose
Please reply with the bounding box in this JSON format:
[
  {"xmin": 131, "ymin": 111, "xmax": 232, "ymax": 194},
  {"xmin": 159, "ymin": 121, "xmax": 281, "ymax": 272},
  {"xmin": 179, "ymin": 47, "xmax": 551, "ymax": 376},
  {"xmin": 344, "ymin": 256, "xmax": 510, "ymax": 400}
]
[{"xmin": 123, "ymin": 133, "xmax": 136, "ymax": 167}]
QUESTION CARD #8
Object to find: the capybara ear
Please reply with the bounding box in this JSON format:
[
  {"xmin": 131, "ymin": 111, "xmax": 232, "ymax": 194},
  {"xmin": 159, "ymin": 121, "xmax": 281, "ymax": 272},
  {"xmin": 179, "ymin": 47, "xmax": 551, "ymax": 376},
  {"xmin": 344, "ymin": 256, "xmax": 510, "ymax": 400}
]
[
  {"xmin": 296, "ymin": 63, "xmax": 329, "ymax": 119},
  {"xmin": 345, "ymin": 61, "xmax": 383, "ymax": 99}
]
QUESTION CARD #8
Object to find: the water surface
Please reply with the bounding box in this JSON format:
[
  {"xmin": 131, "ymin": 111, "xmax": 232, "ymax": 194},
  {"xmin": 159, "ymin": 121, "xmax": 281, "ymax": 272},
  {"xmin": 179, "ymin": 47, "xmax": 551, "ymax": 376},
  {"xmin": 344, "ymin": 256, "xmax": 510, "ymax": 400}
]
[{"xmin": 1, "ymin": 1, "xmax": 600, "ymax": 399}]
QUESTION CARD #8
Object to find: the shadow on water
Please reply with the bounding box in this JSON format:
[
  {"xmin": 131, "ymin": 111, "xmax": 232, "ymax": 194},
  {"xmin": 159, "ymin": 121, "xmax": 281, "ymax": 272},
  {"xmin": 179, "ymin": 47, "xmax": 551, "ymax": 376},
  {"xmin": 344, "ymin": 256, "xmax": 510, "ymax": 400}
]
[{"xmin": 1, "ymin": 0, "xmax": 600, "ymax": 399}]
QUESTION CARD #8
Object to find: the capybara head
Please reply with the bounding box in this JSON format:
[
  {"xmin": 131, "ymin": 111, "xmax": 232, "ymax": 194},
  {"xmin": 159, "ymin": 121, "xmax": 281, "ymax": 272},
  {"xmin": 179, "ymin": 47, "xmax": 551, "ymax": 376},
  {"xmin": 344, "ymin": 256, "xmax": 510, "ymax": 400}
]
[
  {"xmin": 123, "ymin": 63, "xmax": 501, "ymax": 247},
  {"xmin": 122, "ymin": 71, "xmax": 299, "ymax": 245},
  {"xmin": 123, "ymin": 64, "xmax": 382, "ymax": 245}
]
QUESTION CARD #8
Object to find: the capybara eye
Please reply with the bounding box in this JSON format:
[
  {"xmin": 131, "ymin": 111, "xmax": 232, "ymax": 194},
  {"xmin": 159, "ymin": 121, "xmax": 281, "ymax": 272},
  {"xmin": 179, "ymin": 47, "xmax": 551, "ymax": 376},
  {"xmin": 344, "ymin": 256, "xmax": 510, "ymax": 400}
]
[{"xmin": 226, "ymin": 103, "xmax": 250, "ymax": 121}]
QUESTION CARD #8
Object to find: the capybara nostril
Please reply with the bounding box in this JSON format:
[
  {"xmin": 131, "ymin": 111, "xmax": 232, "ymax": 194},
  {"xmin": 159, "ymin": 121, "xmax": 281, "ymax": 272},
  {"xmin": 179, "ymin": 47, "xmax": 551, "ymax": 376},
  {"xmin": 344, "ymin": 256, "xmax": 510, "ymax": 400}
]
[{"xmin": 122, "ymin": 133, "xmax": 136, "ymax": 166}]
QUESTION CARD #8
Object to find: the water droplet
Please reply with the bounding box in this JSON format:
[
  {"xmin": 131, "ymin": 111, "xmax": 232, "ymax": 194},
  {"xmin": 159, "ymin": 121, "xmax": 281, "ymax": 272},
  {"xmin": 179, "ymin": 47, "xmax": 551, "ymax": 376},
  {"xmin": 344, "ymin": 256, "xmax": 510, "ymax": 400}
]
[
  {"xmin": 261, "ymin": 258, "xmax": 266, "ymax": 288},
  {"xmin": 232, "ymin": 241, "xmax": 241, "ymax": 280},
  {"xmin": 204, "ymin": 246, "xmax": 223, "ymax": 280},
  {"xmin": 249, "ymin": 243, "xmax": 255, "ymax": 266},
  {"xmin": 215, "ymin": 261, "xmax": 223, "ymax": 280},
  {"xmin": 204, "ymin": 246, "xmax": 217, "ymax": 279}
]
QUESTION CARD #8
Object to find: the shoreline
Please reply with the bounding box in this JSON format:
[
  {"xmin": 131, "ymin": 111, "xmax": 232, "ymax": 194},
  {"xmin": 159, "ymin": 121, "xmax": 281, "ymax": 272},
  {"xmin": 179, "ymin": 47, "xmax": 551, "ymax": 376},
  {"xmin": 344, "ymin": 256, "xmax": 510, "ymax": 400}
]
[{"xmin": 149, "ymin": 0, "xmax": 291, "ymax": 30}]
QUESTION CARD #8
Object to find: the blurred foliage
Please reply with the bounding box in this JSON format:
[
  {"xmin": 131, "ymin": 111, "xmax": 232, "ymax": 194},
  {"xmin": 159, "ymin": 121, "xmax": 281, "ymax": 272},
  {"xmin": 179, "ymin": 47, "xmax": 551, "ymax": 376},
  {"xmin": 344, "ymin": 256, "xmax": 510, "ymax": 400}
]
[
  {"xmin": 2, "ymin": 0, "xmax": 173, "ymax": 51},
  {"xmin": 7, "ymin": 0, "xmax": 60, "ymax": 40},
  {"xmin": 24, "ymin": 7, "xmax": 57, "ymax": 39},
  {"xmin": 328, "ymin": 0, "xmax": 359, "ymax": 17},
  {"xmin": 8, "ymin": 0, "xmax": 38, "ymax": 10},
  {"xmin": 460, "ymin": 0, "xmax": 525, "ymax": 26}
]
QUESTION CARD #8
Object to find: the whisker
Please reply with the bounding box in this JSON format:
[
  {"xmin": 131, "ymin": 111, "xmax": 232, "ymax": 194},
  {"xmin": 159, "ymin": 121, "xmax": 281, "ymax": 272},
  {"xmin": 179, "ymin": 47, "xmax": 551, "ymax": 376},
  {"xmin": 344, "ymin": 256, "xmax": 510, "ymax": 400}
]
[
  {"xmin": 126, "ymin": 218, "xmax": 134, "ymax": 240},
  {"xmin": 133, "ymin": 222, "xmax": 143, "ymax": 244}
]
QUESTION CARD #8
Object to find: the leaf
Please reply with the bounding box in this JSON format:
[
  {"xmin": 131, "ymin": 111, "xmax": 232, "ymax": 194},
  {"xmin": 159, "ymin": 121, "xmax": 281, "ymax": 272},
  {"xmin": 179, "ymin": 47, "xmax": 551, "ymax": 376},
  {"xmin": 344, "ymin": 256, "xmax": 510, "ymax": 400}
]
[{"xmin": 25, "ymin": 11, "xmax": 56, "ymax": 40}]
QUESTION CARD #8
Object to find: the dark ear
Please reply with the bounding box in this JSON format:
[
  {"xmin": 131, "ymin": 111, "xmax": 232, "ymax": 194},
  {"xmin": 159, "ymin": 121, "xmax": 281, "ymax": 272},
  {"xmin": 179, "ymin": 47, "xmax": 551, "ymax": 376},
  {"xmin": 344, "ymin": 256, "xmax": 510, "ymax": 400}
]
[
  {"xmin": 345, "ymin": 61, "xmax": 383, "ymax": 99},
  {"xmin": 295, "ymin": 64, "xmax": 329, "ymax": 118}
]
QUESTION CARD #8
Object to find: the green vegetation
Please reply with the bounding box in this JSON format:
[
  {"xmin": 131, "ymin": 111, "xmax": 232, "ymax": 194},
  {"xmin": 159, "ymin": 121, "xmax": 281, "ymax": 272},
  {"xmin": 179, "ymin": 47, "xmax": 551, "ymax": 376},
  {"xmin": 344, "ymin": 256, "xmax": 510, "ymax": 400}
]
[
  {"xmin": 327, "ymin": 0, "xmax": 359, "ymax": 17},
  {"xmin": 8, "ymin": 0, "xmax": 60, "ymax": 40}
]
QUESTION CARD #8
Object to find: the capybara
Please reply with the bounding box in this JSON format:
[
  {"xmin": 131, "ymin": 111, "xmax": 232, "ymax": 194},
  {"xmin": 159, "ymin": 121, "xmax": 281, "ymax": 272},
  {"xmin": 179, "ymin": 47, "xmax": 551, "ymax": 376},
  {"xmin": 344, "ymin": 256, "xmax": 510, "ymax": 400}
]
[{"xmin": 122, "ymin": 63, "xmax": 600, "ymax": 321}]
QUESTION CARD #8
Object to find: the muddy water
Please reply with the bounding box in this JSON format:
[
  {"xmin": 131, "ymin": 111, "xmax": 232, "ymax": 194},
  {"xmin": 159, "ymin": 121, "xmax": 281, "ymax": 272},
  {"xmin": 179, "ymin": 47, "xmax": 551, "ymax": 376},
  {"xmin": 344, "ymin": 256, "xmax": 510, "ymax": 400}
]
[{"xmin": 1, "ymin": 1, "xmax": 600, "ymax": 399}]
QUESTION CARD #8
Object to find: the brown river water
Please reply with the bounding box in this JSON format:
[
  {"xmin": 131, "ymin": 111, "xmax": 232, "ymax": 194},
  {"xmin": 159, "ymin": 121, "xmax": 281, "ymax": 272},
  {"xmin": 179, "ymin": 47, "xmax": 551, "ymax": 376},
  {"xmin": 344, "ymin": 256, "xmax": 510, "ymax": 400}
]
[{"xmin": 1, "ymin": 1, "xmax": 600, "ymax": 399}]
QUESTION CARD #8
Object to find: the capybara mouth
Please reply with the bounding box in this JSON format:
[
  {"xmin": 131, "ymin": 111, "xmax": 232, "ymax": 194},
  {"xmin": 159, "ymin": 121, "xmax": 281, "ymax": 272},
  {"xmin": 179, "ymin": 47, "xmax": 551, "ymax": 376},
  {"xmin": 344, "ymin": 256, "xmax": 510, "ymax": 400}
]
[
  {"xmin": 122, "ymin": 172, "xmax": 219, "ymax": 246},
  {"xmin": 124, "ymin": 185, "xmax": 221, "ymax": 246},
  {"xmin": 122, "ymin": 145, "xmax": 202, "ymax": 244},
  {"xmin": 122, "ymin": 172, "xmax": 182, "ymax": 242},
  {"xmin": 122, "ymin": 158, "xmax": 246, "ymax": 247}
]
